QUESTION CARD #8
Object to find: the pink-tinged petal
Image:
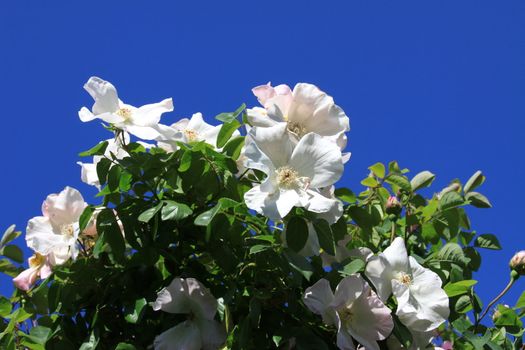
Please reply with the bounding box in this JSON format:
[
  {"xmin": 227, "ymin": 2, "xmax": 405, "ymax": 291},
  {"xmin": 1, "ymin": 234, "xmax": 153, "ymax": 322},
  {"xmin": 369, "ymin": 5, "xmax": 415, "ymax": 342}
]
[
  {"xmin": 132, "ymin": 98, "xmax": 173, "ymax": 127},
  {"xmin": 289, "ymin": 83, "xmax": 350, "ymax": 137},
  {"xmin": 275, "ymin": 189, "xmax": 301, "ymax": 220},
  {"xmin": 365, "ymin": 255, "xmax": 393, "ymax": 302},
  {"xmin": 331, "ymin": 275, "xmax": 363, "ymax": 310},
  {"xmin": 441, "ymin": 340, "xmax": 453, "ymax": 350},
  {"xmin": 123, "ymin": 125, "xmax": 161, "ymax": 140},
  {"xmin": 252, "ymin": 83, "xmax": 276, "ymax": 106},
  {"xmin": 77, "ymin": 162, "xmax": 100, "ymax": 189},
  {"xmin": 42, "ymin": 187, "xmax": 86, "ymax": 225},
  {"xmin": 303, "ymin": 279, "xmax": 337, "ymax": 325},
  {"xmin": 13, "ymin": 266, "xmax": 39, "ymax": 291},
  {"xmin": 249, "ymin": 123, "xmax": 294, "ymax": 169},
  {"xmin": 347, "ymin": 285, "xmax": 393, "ymax": 349},
  {"xmin": 243, "ymin": 136, "xmax": 275, "ymax": 175},
  {"xmin": 246, "ymin": 107, "xmax": 281, "ymax": 128},
  {"xmin": 83, "ymin": 76, "xmax": 120, "ymax": 115},
  {"xmin": 185, "ymin": 278, "xmax": 218, "ymax": 320},
  {"xmin": 289, "ymin": 133, "xmax": 343, "ymax": 188},
  {"xmin": 78, "ymin": 107, "xmax": 96, "ymax": 122},
  {"xmin": 383, "ymin": 237, "xmax": 409, "ymax": 273},
  {"xmin": 395, "ymin": 257, "xmax": 449, "ymax": 332},
  {"xmin": 195, "ymin": 318, "xmax": 227, "ymax": 350},
  {"xmin": 306, "ymin": 189, "xmax": 343, "ymax": 224},
  {"xmin": 26, "ymin": 216, "xmax": 68, "ymax": 255},
  {"xmin": 152, "ymin": 278, "xmax": 192, "ymax": 314},
  {"xmin": 39, "ymin": 261, "xmax": 53, "ymax": 279},
  {"xmin": 154, "ymin": 320, "xmax": 202, "ymax": 350},
  {"xmin": 336, "ymin": 322, "xmax": 357, "ymax": 350},
  {"xmin": 342, "ymin": 152, "xmax": 352, "ymax": 164}
]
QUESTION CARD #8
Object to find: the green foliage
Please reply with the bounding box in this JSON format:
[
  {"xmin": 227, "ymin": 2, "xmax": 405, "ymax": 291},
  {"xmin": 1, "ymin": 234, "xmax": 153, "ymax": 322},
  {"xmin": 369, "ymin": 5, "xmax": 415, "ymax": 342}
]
[{"xmin": 0, "ymin": 111, "xmax": 521, "ymax": 350}]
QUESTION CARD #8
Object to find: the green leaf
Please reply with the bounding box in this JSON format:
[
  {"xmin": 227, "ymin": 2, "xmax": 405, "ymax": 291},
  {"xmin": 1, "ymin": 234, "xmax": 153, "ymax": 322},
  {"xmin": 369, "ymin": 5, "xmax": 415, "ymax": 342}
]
[
  {"xmin": 455, "ymin": 294, "xmax": 472, "ymax": 313},
  {"xmin": 0, "ymin": 296, "xmax": 12, "ymax": 317},
  {"xmin": 410, "ymin": 171, "xmax": 436, "ymax": 191},
  {"xmin": 339, "ymin": 259, "xmax": 366, "ymax": 277},
  {"xmin": 78, "ymin": 141, "xmax": 108, "ymax": 157},
  {"xmin": 24, "ymin": 326, "xmax": 51, "ymax": 345},
  {"xmin": 439, "ymin": 191, "xmax": 465, "ymax": 211},
  {"xmin": 194, "ymin": 204, "xmax": 221, "ymax": 226},
  {"xmin": 285, "ymin": 216, "xmax": 309, "ymax": 253},
  {"xmin": 392, "ymin": 315, "xmax": 413, "ymax": 349},
  {"xmin": 215, "ymin": 103, "xmax": 246, "ymax": 123},
  {"xmin": 249, "ymin": 245, "xmax": 271, "ymax": 255},
  {"xmin": 216, "ymin": 119, "xmax": 241, "ymax": 148},
  {"xmin": 222, "ymin": 136, "xmax": 245, "ymax": 160},
  {"xmin": 436, "ymin": 243, "xmax": 469, "ymax": 267},
  {"xmin": 494, "ymin": 305, "xmax": 523, "ymax": 328},
  {"xmin": 79, "ymin": 331, "xmax": 99, "ymax": 350},
  {"xmin": 464, "ymin": 170, "xmax": 485, "ymax": 193},
  {"xmin": 94, "ymin": 209, "xmax": 126, "ymax": 261},
  {"xmin": 124, "ymin": 298, "xmax": 147, "ymax": 324},
  {"xmin": 115, "ymin": 343, "xmax": 137, "ymax": 350},
  {"xmin": 0, "ymin": 225, "xmax": 20, "ymax": 248},
  {"xmin": 0, "ymin": 258, "xmax": 19, "ymax": 277},
  {"xmin": 361, "ymin": 177, "xmax": 379, "ymax": 187},
  {"xmin": 385, "ymin": 174, "xmax": 411, "ymax": 193},
  {"xmin": 161, "ymin": 200, "xmax": 193, "ymax": 221},
  {"xmin": 0, "ymin": 245, "xmax": 23, "ymax": 263},
  {"xmin": 515, "ymin": 290, "xmax": 525, "ymax": 309},
  {"xmin": 119, "ymin": 171, "xmax": 133, "ymax": 192},
  {"xmin": 466, "ymin": 192, "xmax": 492, "ymax": 208},
  {"xmin": 347, "ymin": 205, "xmax": 374, "ymax": 229},
  {"xmin": 283, "ymin": 249, "xmax": 313, "ymax": 281},
  {"xmin": 313, "ymin": 219, "xmax": 335, "ymax": 256},
  {"xmin": 178, "ymin": 150, "xmax": 192, "ymax": 172},
  {"xmin": 474, "ymin": 234, "xmax": 501, "ymax": 250},
  {"xmin": 78, "ymin": 206, "xmax": 95, "ymax": 232},
  {"xmin": 138, "ymin": 203, "xmax": 163, "ymax": 223},
  {"xmin": 368, "ymin": 162, "xmax": 385, "ymax": 178},
  {"xmin": 444, "ymin": 280, "xmax": 477, "ymax": 297},
  {"xmin": 96, "ymin": 157, "xmax": 112, "ymax": 186},
  {"xmin": 107, "ymin": 165, "xmax": 122, "ymax": 192},
  {"xmin": 334, "ymin": 188, "xmax": 356, "ymax": 203}
]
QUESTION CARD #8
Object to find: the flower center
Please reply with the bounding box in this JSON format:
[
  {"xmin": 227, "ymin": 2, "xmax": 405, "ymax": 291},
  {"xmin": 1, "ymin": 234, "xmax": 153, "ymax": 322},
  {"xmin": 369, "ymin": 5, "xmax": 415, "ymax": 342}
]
[
  {"xmin": 396, "ymin": 272, "xmax": 412, "ymax": 285},
  {"xmin": 60, "ymin": 224, "xmax": 76, "ymax": 237},
  {"xmin": 276, "ymin": 166, "xmax": 300, "ymax": 189},
  {"xmin": 184, "ymin": 129, "xmax": 199, "ymax": 142},
  {"xmin": 287, "ymin": 121, "xmax": 307, "ymax": 138},
  {"xmin": 338, "ymin": 307, "xmax": 354, "ymax": 324},
  {"xmin": 29, "ymin": 253, "xmax": 46, "ymax": 268},
  {"xmin": 115, "ymin": 108, "xmax": 133, "ymax": 120}
]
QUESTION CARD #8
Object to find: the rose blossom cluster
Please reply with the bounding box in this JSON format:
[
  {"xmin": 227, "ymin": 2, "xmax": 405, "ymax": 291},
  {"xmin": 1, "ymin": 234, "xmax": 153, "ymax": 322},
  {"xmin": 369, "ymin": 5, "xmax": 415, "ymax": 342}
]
[{"xmin": 13, "ymin": 77, "xmax": 451, "ymax": 349}]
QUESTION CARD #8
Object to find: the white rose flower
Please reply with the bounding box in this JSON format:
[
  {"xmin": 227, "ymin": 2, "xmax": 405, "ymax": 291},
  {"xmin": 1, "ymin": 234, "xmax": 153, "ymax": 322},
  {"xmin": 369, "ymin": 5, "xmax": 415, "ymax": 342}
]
[
  {"xmin": 77, "ymin": 133, "xmax": 131, "ymax": 189},
  {"xmin": 365, "ymin": 238, "xmax": 450, "ymax": 332},
  {"xmin": 152, "ymin": 277, "xmax": 226, "ymax": 350},
  {"xmin": 155, "ymin": 112, "xmax": 240, "ymax": 152},
  {"xmin": 26, "ymin": 187, "xmax": 88, "ymax": 265},
  {"xmin": 304, "ymin": 275, "xmax": 394, "ymax": 350},
  {"xmin": 246, "ymin": 82, "xmax": 350, "ymax": 158},
  {"xmin": 243, "ymin": 123, "xmax": 344, "ymax": 221},
  {"xmin": 79, "ymin": 76, "xmax": 173, "ymax": 140}
]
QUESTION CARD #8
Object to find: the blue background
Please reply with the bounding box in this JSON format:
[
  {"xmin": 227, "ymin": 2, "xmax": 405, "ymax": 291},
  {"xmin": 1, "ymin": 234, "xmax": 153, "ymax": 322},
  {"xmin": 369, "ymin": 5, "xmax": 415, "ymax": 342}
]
[{"xmin": 1, "ymin": 1, "xmax": 524, "ymax": 318}]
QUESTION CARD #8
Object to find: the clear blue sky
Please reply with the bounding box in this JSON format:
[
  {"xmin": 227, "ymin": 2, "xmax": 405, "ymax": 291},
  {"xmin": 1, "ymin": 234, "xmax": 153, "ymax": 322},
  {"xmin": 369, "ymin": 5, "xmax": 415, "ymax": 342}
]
[{"xmin": 1, "ymin": 1, "xmax": 524, "ymax": 311}]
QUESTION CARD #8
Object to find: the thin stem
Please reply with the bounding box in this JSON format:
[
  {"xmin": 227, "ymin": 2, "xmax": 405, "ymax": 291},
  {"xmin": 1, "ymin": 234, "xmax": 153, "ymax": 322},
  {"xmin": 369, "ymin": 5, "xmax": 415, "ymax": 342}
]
[
  {"xmin": 390, "ymin": 221, "xmax": 396, "ymax": 242},
  {"xmin": 477, "ymin": 273, "xmax": 518, "ymax": 326}
]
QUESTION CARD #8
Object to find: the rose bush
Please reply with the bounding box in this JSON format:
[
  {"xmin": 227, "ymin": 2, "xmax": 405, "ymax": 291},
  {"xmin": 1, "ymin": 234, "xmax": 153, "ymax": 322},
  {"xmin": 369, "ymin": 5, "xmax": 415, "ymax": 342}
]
[{"xmin": 0, "ymin": 78, "xmax": 524, "ymax": 349}]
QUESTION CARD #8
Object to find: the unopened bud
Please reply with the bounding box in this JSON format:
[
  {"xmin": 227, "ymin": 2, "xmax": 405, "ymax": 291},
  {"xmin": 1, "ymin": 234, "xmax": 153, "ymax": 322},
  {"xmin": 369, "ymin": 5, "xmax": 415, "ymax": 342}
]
[
  {"xmin": 437, "ymin": 182, "xmax": 461, "ymax": 199},
  {"xmin": 510, "ymin": 251, "xmax": 525, "ymax": 276},
  {"xmin": 492, "ymin": 305, "xmax": 510, "ymax": 323},
  {"xmin": 385, "ymin": 196, "xmax": 402, "ymax": 216}
]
